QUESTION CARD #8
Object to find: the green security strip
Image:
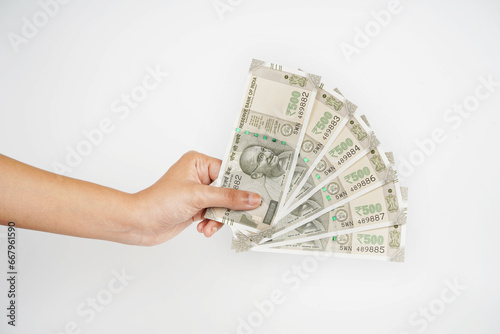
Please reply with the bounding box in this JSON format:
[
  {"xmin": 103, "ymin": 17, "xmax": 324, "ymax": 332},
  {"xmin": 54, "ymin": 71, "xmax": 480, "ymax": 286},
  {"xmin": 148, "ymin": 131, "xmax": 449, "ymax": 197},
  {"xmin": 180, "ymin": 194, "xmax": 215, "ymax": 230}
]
[
  {"xmin": 326, "ymin": 195, "xmax": 331, "ymax": 201},
  {"xmin": 236, "ymin": 130, "xmax": 284, "ymax": 143},
  {"xmin": 316, "ymin": 174, "xmax": 320, "ymax": 179},
  {"xmin": 322, "ymin": 187, "xmax": 326, "ymax": 192},
  {"xmin": 332, "ymin": 216, "xmax": 336, "ymax": 221},
  {"xmin": 304, "ymin": 158, "xmax": 309, "ymax": 163}
]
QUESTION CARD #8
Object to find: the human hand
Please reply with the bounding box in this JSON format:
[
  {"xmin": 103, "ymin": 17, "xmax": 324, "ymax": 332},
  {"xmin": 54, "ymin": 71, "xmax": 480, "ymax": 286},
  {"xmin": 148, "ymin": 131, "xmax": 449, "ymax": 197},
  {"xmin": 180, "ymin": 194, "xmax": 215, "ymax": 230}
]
[{"xmin": 132, "ymin": 151, "xmax": 261, "ymax": 246}]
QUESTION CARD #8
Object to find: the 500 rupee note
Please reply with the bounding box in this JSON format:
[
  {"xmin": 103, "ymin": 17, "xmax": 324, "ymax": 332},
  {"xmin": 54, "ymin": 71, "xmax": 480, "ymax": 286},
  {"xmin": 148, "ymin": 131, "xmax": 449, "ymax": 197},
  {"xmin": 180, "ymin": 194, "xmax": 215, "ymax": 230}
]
[
  {"xmin": 259, "ymin": 185, "xmax": 407, "ymax": 248},
  {"xmin": 231, "ymin": 150, "xmax": 398, "ymax": 251},
  {"xmin": 285, "ymin": 85, "xmax": 357, "ymax": 205},
  {"xmin": 284, "ymin": 113, "xmax": 380, "ymax": 211},
  {"xmin": 268, "ymin": 149, "xmax": 397, "ymax": 240},
  {"xmin": 205, "ymin": 59, "xmax": 320, "ymax": 233},
  {"xmin": 253, "ymin": 224, "xmax": 407, "ymax": 262}
]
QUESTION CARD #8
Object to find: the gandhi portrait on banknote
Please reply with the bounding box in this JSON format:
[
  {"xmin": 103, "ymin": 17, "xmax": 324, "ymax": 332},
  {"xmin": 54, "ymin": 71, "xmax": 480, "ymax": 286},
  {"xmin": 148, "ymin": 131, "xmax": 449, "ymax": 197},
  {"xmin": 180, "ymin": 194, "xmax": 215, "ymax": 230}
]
[
  {"xmin": 240, "ymin": 145, "xmax": 304, "ymax": 200},
  {"xmin": 240, "ymin": 145, "xmax": 289, "ymax": 179},
  {"xmin": 240, "ymin": 145, "xmax": 292, "ymax": 200}
]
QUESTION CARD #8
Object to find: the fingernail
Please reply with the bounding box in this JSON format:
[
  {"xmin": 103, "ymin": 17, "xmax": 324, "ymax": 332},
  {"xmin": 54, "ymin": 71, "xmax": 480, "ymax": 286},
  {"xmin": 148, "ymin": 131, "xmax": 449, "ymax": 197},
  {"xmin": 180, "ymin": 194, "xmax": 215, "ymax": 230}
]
[
  {"xmin": 210, "ymin": 226, "xmax": 218, "ymax": 236},
  {"xmin": 248, "ymin": 193, "xmax": 261, "ymax": 207}
]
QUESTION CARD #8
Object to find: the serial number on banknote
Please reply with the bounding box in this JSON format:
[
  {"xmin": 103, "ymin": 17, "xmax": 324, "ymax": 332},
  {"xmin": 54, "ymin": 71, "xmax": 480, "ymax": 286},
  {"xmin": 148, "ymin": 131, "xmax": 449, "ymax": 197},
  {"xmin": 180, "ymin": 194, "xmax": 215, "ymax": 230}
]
[
  {"xmin": 357, "ymin": 213, "xmax": 385, "ymax": 224},
  {"xmin": 356, "ymin": 234, "xmax": 386, "ymax": 253},
  {"xmin": 286, "ymin": 91, "xmax": 309, "ymax": 119},
  {"xmin": 311, "ymin": 111, "xmax": 341, "ymax": 141},
  {"xmin": 357, "ymin": 246, "xmax": 386, "ymax": 253}
]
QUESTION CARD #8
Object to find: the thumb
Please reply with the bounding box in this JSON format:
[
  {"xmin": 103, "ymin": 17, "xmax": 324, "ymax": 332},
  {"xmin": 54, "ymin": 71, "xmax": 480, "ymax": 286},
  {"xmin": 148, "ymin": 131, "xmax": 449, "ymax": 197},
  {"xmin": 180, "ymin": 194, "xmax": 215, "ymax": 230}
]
[{"xmin": 194, "ymin": 185, "xmax": 261, "ymax": 211}]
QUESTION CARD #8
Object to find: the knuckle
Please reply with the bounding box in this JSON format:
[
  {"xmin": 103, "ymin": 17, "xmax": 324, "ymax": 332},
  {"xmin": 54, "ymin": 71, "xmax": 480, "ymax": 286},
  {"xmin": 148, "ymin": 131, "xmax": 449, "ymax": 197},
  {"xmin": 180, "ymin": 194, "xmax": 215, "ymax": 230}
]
[
  {"xmin": 188, "ymin": 150, "xmax": 199, "ymax": 156},
  {"xmin": 182, "ymin": 150, "xmax": 199, "ymax": 161}
]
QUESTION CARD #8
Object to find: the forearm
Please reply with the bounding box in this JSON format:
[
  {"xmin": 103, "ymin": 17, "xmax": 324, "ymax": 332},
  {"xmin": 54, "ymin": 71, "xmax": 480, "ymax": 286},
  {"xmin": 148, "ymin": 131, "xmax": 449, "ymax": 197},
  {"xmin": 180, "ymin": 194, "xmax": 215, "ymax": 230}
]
[{"xmin": 0, "ymin": 154, "xmax": 141, "ymax": 244}]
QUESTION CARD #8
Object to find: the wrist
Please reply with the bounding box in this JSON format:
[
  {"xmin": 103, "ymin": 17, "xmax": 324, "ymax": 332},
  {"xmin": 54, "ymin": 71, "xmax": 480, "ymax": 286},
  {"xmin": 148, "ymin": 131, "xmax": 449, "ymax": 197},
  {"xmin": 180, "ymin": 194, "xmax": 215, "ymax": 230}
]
[{"xmin": 108, "ymin": 191, "xmax": 149, "ymax": 246}]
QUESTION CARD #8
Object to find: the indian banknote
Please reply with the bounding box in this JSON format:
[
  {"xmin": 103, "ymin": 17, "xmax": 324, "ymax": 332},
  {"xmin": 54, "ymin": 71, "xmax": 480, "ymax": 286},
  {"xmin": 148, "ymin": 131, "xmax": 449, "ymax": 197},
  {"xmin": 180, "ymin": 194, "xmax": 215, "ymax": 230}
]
[
  {"xmin": 252, "ymin": 224, "xmax": 406, "ymax": 262},
  {"xmin": 229, "ymin": 150, "xmax": 398, "ymax": 251},
  {"xmin": 283, "ymin": 113, "xmax": 380, "ymax": 212},
  {"xmin": 258, "ymin": 184, "xmax": 407, "ymax": 248},
  {"xmin": 205, "ymin": 59, "xmax": 321, "ymax": 233},
  {"xmin": 284, "ymin": 85, "xmax": 357, "ymax": 205},
  {"xmin": 268, "ymin": 148, "xmax": 396, "ymax": 241}
]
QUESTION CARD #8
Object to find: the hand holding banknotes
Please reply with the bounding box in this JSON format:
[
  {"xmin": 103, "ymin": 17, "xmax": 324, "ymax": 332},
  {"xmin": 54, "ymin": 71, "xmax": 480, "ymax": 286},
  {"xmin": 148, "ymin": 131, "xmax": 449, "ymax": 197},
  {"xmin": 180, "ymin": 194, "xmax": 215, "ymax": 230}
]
[
  {"xmin": 0, "ymin": 152, "xmax": 261, "ymax": 246},
  {"xmin": 137, "ymin": 151, "xmax": 262, "ymax": 244}
]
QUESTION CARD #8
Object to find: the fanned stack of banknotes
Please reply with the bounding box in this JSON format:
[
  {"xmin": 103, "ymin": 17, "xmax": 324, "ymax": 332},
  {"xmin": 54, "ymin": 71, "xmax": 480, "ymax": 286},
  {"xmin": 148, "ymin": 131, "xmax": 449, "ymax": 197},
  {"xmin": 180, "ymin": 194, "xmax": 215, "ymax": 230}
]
[{"xmin": 205, "ymin": 59, "xmax": 408, "ymax": 262}]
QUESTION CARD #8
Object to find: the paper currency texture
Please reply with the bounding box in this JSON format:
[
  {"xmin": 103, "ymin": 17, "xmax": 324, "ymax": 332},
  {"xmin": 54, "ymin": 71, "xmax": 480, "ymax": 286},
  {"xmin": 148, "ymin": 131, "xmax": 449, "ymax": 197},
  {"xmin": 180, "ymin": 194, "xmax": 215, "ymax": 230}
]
[{"xmin": 205, "ymin": 60, "xmax": 320, "ymax": 232}]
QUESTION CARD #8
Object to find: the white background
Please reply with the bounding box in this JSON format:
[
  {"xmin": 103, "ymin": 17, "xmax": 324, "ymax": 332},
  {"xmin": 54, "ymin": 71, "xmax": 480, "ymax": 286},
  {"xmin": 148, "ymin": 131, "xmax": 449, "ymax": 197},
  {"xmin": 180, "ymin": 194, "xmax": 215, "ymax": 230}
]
[{"xmin": 1, "ymin": 0, "xmax": 499, "ymax": 333}]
